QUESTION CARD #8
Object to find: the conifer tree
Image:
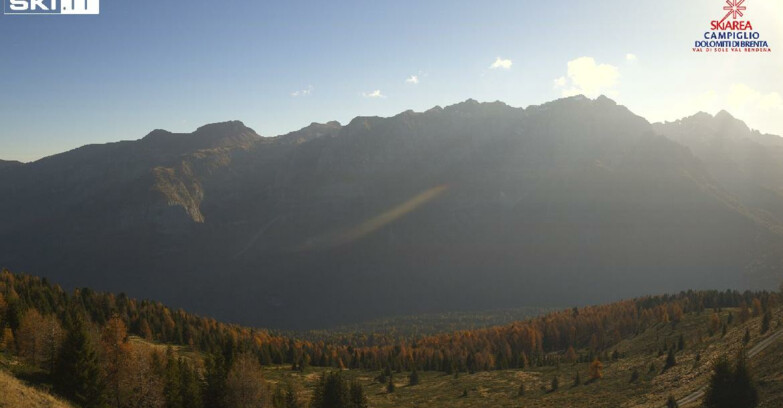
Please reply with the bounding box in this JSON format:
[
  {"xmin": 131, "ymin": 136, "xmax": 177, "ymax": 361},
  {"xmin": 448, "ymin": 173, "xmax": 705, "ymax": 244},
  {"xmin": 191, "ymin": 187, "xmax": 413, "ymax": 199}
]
[
  {"xmin": 703, "ymin": 354, "xmax": 759, "ymax": 408},
  {"xmin": 203, "ymin": 354, "xmax": 228, "ymax": 408},
  {"xmin": 311, "ymin": 371, "xmax": 350, "ymax": 408},
  {"xmin": 179, "ymin": 360, "xmax": 203, "ymax": 408},
  {"xmin": 163, "ymin": 352, "xmax": 183, "ymax": 408},
  {"xmin": 761, "ymin": 309, "xmax": 771, "ymax": 335},
  {"xmin": 743, "ymin": 328, "xmax": 751, "ymax": 345},
  {"xmin": 732, "ymin": 352, "xmax": 759, "ymax": 408},
  {"xmin": 409, "ymin": 368, "xmax": 420, "ymax": 386},
  {"xmin": 348, "ymin": 381, "xmax": 368, "ymax": 408},
  {"xmin": 704, "ymin": 356, "xmax": 758, "ymax": 408},
  {"xmin": 54, "ymin": 316, "xmax": 106, "ymax": 408},
  {"xmin": 386, "ymin": 373, "xmax": 395, "ymax": 393},
  {"xmin": 664, "ymin": 347, "xmax": 677, "ymax": 371}
]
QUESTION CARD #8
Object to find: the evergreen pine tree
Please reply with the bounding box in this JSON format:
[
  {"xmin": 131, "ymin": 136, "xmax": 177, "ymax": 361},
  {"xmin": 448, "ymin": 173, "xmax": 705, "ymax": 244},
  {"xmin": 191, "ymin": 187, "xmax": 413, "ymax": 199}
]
[
  {"xmin": 703, "ymin": 354, "xmax": 759, "ymax": 408},
  {"xmin": 348, "ymin": 381, "xmax": 368, "ymax": 408},
  {"xmin": 731, "ymin": 352, "xmax": 759, "ymax": 408},
  {"xmin": 164, "ymin": 352, "xmax": 183, "ymax": 408},
  {"xmin": 408, "ymin": 369, "xmax": 420, "ymax": 386},
  {"xmin": 179, "ymin": 360, "xmax": 203, "ymax": 408},
  {"xmin": 53, "ymin": 316, "xmax": 106, "ymax": 408},
  {"xmin": 386, "ymin": 373, "xmax": 395, "ymax": 393},
  {"xmin": 203, "ymin": 353, "xmax": 227, "ymax": 408},
  {"xmin": 761, "ymin": 309, "xmax": 771, "ymax": 335},
  {"xmin": 311, "ymin": 371, "xmax": 350, "ymax": 408},
  {"xmin": 630, "ymin": 369, "xmax": 640, "ymax": 383},
  {"xmin": 664, "ymin": 347, "xmax": 677, "ymax": 371},
  {"xmin": 743, "ymin": 328, "xmax": 751, "ymax": 345}
]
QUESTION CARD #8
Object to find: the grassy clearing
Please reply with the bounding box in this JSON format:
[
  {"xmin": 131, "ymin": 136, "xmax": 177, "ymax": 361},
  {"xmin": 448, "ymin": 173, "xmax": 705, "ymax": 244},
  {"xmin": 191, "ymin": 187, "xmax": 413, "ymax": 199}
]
[{"xmin": 0, "ymin": 368, "xmax": 73, "ymax": 408}]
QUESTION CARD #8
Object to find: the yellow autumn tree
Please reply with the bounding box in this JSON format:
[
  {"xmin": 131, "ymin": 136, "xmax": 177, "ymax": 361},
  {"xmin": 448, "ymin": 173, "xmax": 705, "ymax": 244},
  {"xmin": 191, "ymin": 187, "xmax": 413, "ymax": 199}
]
[
  {"xmin": 565, "ymin": 346, "xmax": 578, "ymax": 363},
  {"xmin": 226, "ymin": 352, "xmax": 268, "ymax": 408},
  {"xmin": 1, "ymin": 327, "xmax": 14, "ymax": 353},
  {"xmin": 16, "ymin": 309, "xmax": 63, "ymax": 371},
  {"xmin": 589, "ymin": 358, "xmax": 603, "ymax": 381},
  {"xmin": 102, "ymin": 315, "xmax": 132, "ymax": 408}
]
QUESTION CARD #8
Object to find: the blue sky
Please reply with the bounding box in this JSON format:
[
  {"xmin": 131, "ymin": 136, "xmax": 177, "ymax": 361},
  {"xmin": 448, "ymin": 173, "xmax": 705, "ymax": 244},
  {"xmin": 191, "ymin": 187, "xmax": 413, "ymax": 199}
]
[{"xmin": 1, "ymin": 0, "xmax": 781, "ymax": 162}]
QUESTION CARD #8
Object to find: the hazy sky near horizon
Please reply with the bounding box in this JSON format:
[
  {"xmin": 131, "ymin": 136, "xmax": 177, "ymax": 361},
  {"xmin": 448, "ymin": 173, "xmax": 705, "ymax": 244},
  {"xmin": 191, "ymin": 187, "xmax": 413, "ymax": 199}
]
[{"xmin": 1, "ymin": 0, "xmax": 782, "ymax": 162}]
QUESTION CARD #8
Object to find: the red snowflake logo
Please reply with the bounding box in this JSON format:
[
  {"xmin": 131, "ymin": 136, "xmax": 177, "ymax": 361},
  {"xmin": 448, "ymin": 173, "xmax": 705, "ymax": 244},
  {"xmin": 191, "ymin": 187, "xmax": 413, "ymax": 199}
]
[{"xmin": 720, "ymin": 0, "xmax": 747, "ymax": 23}]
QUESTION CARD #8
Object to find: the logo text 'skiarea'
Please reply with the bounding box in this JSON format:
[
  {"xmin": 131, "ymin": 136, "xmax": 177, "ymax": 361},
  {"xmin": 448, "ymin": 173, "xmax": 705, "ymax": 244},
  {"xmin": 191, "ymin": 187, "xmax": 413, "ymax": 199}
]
[
  {"xmin": 692, "ymin": 0, "xmax": 771, "ymax": 53},
  {"xmin": 4, "ymin": 0, "xmax": 99, "ymax": 15}
]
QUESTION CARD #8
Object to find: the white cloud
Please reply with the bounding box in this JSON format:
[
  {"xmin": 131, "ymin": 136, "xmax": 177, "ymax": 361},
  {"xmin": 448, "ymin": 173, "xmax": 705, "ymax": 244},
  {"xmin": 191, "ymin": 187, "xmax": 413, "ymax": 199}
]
[
  {"xmin": 291, "ymin": 85, "xmax": 313, "ymax": 97},
  {"xmin": 726, "ymin": 83, "xmax": 783, "ymax": 111},
  {"xmin": 362, "ymin": 90, "xmax": 386, "ymax": 99},
  {"xmin": 405, "ymin": 75, "xmax": 419, "ymax": 84},
  {"xmin": 553, "ymin": 56, "xmax": 620, "ymax": 98},
  {"xmin": 490, "ymin": 57, "xmax": 513, "ymax": 70},
  {"xmin": 625, "ymin": 53, "xmax": 638, "ymax": 63}
]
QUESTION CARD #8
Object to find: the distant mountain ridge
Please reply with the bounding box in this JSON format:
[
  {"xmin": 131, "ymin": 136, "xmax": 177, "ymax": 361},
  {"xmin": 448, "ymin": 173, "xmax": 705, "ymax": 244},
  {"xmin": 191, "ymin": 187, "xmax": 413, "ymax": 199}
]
[
  {"xmin": 1, "ymin": 96, "xmax": 782, "ymax": 329},
  {"xmin": 0, "ymin": 159, "xmax": 22, "ymax": 169}
]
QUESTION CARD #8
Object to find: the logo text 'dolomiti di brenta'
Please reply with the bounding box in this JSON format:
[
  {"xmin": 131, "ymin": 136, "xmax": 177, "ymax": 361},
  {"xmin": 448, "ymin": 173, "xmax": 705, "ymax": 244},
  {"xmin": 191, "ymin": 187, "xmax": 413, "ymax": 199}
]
[{"xmin": 693, "ymin": 0, "xmax": 772, "ymax": 53}]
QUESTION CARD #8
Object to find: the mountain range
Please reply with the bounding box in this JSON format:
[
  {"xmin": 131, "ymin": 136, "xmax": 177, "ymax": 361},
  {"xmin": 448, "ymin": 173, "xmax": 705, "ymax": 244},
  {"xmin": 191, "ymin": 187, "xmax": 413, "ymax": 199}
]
[{"xmin": 1, "ymin": 95, "xmax": 782, "ymax": 329}]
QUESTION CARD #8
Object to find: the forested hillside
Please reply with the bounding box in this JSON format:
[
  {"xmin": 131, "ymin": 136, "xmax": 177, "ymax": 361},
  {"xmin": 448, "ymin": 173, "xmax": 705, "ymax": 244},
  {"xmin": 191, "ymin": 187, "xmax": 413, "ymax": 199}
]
[{"xmin": 1, "ymin": 269, "xmax": 781, "ymax": 407}]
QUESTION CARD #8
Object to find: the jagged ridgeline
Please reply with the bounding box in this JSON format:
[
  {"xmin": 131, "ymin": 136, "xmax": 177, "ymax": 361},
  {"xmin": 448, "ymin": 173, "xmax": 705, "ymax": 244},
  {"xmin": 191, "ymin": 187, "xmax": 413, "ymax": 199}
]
[
  {"xmin": 2, "ymin": 97, "xmax": 783, "ymax": 329},
  {"xmin": 1, "ymin": 269, "xmax": 778, "ymax": 373}
]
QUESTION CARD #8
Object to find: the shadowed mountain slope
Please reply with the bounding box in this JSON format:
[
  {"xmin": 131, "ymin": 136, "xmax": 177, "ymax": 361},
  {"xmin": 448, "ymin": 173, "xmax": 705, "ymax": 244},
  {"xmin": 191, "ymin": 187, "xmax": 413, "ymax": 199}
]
[{"xmin": 1, "ymin": 97, "xmax": 781, "ymax": 328}]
